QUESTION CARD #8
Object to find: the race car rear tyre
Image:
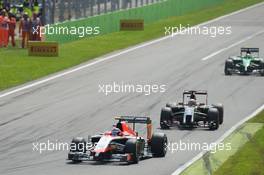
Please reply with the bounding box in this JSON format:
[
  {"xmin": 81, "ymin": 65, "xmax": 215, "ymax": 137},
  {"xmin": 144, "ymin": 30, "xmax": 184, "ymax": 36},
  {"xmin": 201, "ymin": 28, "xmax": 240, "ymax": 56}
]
[
  {"xmin": 225, "ymin": 60, "xmax": 233, "ymax": 75},
  {"xmin": 212, "ymin": 104, "xmax": 224, "ymax": 125},
  {"xmin": 150, "ymin": 133, "xmax": 168, "ymax": 157},
  {"xmin": 160, "ymin": 107, "xmax": 172, "ymax": 129},
  {"xmin": 125, "ymin": 139, "xmax": 139, "ymax": 164},
  {"xmin": 208, "ymin": 108, "xmax": 219, "ymax": 130}
]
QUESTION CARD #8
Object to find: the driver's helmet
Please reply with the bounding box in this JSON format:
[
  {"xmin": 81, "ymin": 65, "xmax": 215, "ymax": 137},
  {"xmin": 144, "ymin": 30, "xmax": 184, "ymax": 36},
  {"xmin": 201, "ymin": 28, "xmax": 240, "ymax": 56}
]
[
  {"xmin": 190, "ymin": 94, "xmax": 196, "ymax": 100},
  {"xmin": 188, "ymin": 99, "xmax": 197, "ymax": 106},
  {"xmin": 246, "ymin": 51, "xmax": 251, "ymax": 58},
  {"xmin": 111, "ymin": 127, "xmax": 122, "ymax": 136}
]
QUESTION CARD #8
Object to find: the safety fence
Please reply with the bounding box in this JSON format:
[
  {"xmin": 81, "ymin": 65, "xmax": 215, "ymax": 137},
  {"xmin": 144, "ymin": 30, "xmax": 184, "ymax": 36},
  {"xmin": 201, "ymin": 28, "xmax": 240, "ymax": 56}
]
[
  {"xmin": 52, "ymin": 0, "xmax": 165, "ymax": 24},
  {"xmin": 45, "ymin": 0, "xmax": 224, "ymax": 43}
]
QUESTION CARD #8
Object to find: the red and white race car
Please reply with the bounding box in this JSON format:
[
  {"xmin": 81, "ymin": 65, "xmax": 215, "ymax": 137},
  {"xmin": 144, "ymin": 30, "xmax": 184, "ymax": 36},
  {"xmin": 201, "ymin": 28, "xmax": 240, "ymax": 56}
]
[{"xmin": 68, "ymin": 116, "xmax": 168, "ymax": 164}]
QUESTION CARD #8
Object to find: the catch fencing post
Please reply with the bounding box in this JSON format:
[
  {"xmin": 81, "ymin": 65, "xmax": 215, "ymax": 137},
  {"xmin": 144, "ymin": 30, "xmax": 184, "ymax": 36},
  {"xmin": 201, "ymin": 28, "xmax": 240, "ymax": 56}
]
[
  {"xmin": 90, "ymin": 0, "xmax": 94, "ymax": 16},
  {"xmin": 104, "ymin": 0, "xmax": 107, "ymax": 13},
  {"xmin": 97, "ymin": 0, "xmax": 100, "ymax": 15}
]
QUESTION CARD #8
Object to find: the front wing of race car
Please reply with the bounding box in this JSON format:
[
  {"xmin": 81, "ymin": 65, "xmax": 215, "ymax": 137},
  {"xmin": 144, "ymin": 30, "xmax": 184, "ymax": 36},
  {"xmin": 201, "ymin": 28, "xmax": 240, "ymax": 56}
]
[{"xmin": 68, "ymin": 151, "xmax": 134, "ymax": 162}]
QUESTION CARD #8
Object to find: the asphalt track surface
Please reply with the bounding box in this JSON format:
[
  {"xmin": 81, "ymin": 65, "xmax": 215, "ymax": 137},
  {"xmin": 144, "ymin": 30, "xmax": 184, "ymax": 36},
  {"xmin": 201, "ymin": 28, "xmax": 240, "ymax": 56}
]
[{"xmin": 0, "ymin": 4, "xmax": 264, "ymax": 175}]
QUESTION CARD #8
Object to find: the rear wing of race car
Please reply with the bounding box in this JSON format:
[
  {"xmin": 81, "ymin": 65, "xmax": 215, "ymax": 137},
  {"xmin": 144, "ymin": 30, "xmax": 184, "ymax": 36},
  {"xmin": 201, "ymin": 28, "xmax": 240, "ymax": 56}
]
[
  {"xmin": 183, "ymin": 90, "xmax": 207, "ymax": 95},
  {"xmin": 241, "ymin": 48, "xmax": 259, "ymax": 56},
  {"xmin": 182, "ymin": 90, "xmax": 208, "ymax": 105},
  {"xmin": 115, "ymin": 116, "xmax": 152, "ymax": 140},
  {"xmin": 115, "ymin": 116, "xmax": 151, "ymax": 124}
]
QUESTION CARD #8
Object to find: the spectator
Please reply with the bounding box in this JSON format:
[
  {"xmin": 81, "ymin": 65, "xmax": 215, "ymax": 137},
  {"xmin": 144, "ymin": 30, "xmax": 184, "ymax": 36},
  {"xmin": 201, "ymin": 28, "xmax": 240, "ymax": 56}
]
[
  {"xmin": 0, "ymin": 10, "xmax": 3, "ymax": 47},
  {"xmin": 32, "ymin": 0, "xmax": 41, "ymax": 17},
  {"xmin": 8, "ymin": 12, "xmax": 16, "ymax": 47},
  {"xmin": 0, "ymin": 1, "xmax": 3, "ymax": 11},
  {"xmin": 3, "ymin": 1, "xmax": 10, "ymax": 11},
  {"xmin": 19, "ymin": 12, "xmax": 30, "ymax": 48},
  {"xmin": 1, "ymin": 10, "xmax": 9, "ymax": 47},
  {"xmin": 30, "ymin": 13, "xmax": 41, "ymax": 41},
  {"xmin": 23, "ymin": 0, "xmax": 32, "ymax": 18}
]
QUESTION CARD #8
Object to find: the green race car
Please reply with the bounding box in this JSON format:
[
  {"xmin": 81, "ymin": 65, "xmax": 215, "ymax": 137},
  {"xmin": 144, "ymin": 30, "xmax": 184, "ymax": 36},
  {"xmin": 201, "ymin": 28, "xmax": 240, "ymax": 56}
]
[{"xmin": 225, "ymin": 48, "xmax": 264, "ymax": 76}]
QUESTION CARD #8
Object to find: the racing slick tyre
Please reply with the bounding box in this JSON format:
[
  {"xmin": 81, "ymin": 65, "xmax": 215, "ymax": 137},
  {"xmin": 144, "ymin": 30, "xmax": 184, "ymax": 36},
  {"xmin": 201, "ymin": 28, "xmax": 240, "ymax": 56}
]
[
  {"xmin": 69, "ymin": 137, "xmax": 86, "ymax": 163},
  {"xmin": 166, "ymin": 103, "xmax": 178, "ymax": 113},
  {"xmin": 166, "ymin": 103, "xmax": 182, "ymax": 113},
  {"xmin": 224, "ymin": 60, "xmax": 233, "ymax": 75},
  {"xmin": 160, "ymin": 107, "xmax": 172, "ymax": 129},
  {"xmin": 260, "ymin": 69, "xmax": 264, "ymax": 76},
  {"xmin": 150, "ymin": 133, "xmax": 168, "ymax": 157},
  {"xmin": 260, "ymin": 61, "xmax": 264, "ymax": 76},
  {"xmin": 212, "ymin": 104, "xmax": 224, "ymax": 125},
  {"xmin": 166, "ymin": 102, "xmax": 177, "ymax": 108},
  {"xmin": 125, "ymin": 139, "xmax": 139, "ymax": 164},
  {"xmin": 208, "ymin": 108, "xmax": 219, "ymax": 130}
]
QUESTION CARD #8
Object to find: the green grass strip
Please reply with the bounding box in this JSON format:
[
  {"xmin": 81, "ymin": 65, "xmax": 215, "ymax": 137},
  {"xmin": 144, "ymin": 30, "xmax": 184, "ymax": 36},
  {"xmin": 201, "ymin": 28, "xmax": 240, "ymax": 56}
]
[
  {"xmin": 215, "ymin": 111, "xmax": 264, "ymax": 175},
  {"xmin": 181, "ymin": 122, "xmax": 264, "ymax": 175}
]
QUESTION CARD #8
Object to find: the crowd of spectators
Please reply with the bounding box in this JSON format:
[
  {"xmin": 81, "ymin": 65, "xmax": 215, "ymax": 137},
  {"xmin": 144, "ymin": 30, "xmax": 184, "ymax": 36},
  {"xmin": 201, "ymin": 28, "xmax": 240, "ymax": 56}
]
[{"xmin": 0, "ymin": 0, "xmax": 42, "ymax": 48}]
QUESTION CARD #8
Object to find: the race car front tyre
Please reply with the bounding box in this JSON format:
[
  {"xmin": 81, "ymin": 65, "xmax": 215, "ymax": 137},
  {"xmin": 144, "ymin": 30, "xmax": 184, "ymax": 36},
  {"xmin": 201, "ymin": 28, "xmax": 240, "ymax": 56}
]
[
  {"xmin": 260, "ymin": 70, "xmax": 264, "ymax": 76},
  {"xmin": 150, "ymin": 133, "xmax": 168, "ymax": 157},
  {"xmin": 225, "ymin": 60, "xmax": 233, "ymax": 75},
  {"xmin": 166, "ymin": 102, "xmax": 177, "ymax": 108},
  {"xmin": 208, "ymin": 108, "xmax": 219, "ymax": 130},
  {"xmin": 70, "ymin": 137, "xmax": 86, "ymax": 153},
  {"xmin": 212, "ymin": 104, "xmax": 224, "ymax": 125},
  {"xmin": 69, "ymin": 137, "xmax": 87, "ymax": 163},
  {"xmin": 259, "ymin": 61, "xmax": 264, "ymax": 76},
  {"xmin": 160, "ymin": 107, "xmax": 172, "ymax": 129},
  {"xmin": 125, "ymin": 139, "xmax": 139, "ymax": 164}
]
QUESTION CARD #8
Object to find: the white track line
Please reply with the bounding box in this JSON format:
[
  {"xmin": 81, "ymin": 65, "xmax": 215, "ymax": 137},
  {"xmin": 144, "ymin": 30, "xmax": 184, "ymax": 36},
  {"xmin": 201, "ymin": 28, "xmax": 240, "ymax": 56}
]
[
  {"xmin": 0, "ymin": 2, "xmax": 264, "ymax": 99},
  {"xmin": 172, "ymin": 104, "xmax": 264, "ymax": 175},
  {"xmin": 202, "ymin": 30, "xmax": 264, "ymax": 61}
]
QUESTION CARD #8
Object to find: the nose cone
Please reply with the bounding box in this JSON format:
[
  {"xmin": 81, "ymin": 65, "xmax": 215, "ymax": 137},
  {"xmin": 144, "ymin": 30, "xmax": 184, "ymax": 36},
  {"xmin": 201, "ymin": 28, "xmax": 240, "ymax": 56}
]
[
  {"xmin": 94, "ymin": 136, "xmax": 112, "ymax": 153},
  {"xmin": 243, "ymin": 59, "xmax": 251, "ymax": 71}
]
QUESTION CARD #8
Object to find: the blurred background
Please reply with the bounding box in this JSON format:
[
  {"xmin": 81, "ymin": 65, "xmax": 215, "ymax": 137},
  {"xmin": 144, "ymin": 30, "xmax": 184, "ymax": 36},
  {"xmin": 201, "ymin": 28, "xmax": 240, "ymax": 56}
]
[{"xmin": 0, "ymin": 0, "xmax": 165, "ymax": 25}]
